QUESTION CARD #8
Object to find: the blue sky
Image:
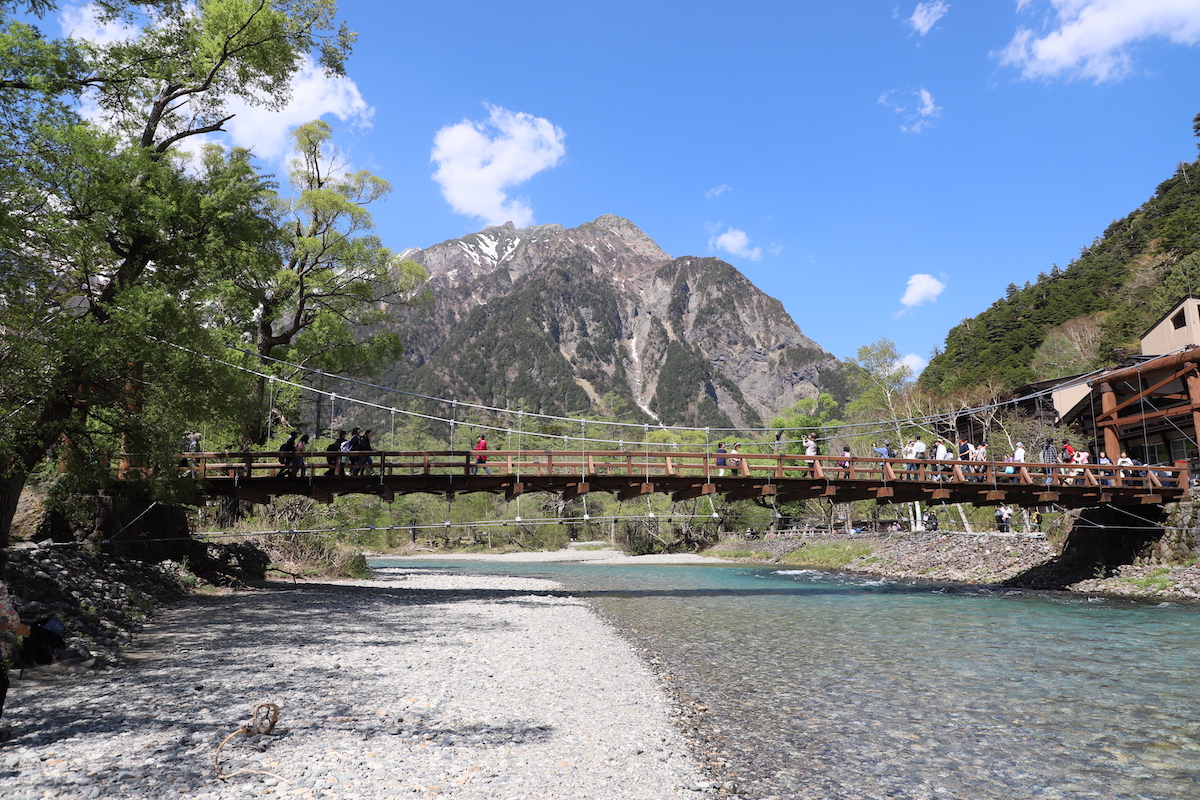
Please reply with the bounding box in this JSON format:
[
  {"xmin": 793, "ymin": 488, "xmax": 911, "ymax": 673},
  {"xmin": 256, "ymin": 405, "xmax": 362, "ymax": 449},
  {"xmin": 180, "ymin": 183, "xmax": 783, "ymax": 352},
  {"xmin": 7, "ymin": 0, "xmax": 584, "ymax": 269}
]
[{"xmin": 63, "ymin": 1, "xmax": 1200, "ymax": 373}]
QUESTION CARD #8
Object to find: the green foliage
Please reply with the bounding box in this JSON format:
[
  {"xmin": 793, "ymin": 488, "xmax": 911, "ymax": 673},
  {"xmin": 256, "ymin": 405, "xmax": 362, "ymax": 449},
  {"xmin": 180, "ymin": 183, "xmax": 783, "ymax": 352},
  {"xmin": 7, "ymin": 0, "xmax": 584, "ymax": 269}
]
[
  {"xmin": 0, "ymin": 0, "xmax": 359, "ymax": 544},
  {"xmin": 781, "ymin": 541, "xmax": 873, "ymax": 568},
  {"xmin": 771, "ymin": 393, "xmax": 842, "ymax": 455}
]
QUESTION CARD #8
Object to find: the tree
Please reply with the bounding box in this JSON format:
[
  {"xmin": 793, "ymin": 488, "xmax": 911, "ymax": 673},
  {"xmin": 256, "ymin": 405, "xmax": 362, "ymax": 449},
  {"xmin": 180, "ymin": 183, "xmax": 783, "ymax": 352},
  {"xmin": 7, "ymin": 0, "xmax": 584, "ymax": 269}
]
[
  {"xmin": 0, "ymin": 0, "xmax": 357, "ymax": 545},
  {"xmin": 214, "ymin": 120, "xmax": 428, "ymax": 441},
  {"xmin": 770, "ymin": 393, "xmax": 842, "ymax": 453},
  {"xmin": 844, "ymin": 338, "xmax": 917, "ymax": 446}
]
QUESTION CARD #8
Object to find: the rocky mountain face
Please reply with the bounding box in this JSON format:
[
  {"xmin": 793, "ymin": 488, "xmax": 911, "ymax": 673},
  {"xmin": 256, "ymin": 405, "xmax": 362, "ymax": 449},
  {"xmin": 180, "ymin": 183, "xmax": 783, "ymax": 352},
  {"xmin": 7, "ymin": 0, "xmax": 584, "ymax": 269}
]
[{"xmin": 387, "ymin": 215, "xmax": 839, "ymax": 429}]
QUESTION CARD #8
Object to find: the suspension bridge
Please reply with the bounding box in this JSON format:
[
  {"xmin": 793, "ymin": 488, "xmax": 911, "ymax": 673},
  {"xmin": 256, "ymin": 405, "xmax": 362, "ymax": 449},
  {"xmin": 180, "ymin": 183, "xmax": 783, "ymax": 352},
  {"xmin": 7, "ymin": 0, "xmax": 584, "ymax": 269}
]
[{"xmin": 182, "ymin": 449, "xmax": 1188, "ymax": 510}]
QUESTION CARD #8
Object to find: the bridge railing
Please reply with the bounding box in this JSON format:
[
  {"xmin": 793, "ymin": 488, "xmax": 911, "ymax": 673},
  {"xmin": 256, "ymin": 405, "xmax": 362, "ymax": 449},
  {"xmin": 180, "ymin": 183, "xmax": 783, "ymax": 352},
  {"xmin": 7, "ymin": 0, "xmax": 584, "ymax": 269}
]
[{"xmin": 182, "ymin": 449, "xmax": 1189, "ymax": 490}]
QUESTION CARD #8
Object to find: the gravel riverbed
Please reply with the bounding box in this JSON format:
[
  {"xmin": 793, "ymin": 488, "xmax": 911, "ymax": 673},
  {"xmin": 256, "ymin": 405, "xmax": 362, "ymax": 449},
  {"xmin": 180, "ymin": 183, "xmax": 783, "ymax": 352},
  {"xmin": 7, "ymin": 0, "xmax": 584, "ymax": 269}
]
[{"xmin": 3, "ymin": 569, "xmax": 714, "ymax": 800}]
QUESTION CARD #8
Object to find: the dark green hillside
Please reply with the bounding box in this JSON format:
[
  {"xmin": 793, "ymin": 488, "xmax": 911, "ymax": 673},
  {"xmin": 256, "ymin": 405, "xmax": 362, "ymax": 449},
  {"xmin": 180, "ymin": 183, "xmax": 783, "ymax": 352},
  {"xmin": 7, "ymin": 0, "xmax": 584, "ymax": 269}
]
[{"xmin": 921, "ymin": 139, "xmax": 1200, "ymax": 393}]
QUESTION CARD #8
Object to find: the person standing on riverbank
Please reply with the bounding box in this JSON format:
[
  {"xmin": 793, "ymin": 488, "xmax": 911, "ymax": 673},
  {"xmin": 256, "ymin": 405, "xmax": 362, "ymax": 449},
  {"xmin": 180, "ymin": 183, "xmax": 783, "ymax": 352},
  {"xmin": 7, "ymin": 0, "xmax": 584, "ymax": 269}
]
[{"xmin": 1, "ymin": 556, "xmax": 31, "ymax": 734}]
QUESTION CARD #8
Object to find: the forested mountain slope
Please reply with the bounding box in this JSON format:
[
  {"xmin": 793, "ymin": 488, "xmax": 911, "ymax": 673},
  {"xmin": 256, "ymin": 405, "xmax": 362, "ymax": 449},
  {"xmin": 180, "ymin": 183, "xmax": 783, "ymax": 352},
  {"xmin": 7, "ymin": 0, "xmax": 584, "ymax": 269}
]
[{"xmin": 920, "ymin": 146, "xmax": 1200, "ymax": 393}]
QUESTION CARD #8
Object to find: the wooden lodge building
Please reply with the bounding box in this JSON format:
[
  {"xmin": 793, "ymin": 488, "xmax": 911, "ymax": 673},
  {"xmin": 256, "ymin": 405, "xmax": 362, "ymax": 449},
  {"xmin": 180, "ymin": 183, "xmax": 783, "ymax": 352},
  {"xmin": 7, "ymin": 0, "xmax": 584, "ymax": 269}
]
[{"xmin": 1033, "ymin": 297, "xmax": 1200, "ymax": 467}]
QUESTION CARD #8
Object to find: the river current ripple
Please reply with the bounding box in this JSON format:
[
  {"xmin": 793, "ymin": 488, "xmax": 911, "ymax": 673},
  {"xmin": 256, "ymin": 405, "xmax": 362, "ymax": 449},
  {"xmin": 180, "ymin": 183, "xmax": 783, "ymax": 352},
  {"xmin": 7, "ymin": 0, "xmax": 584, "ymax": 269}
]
[{"xmin": 374, "ymin": 560, "xmax": 1200, "ymax": 800}]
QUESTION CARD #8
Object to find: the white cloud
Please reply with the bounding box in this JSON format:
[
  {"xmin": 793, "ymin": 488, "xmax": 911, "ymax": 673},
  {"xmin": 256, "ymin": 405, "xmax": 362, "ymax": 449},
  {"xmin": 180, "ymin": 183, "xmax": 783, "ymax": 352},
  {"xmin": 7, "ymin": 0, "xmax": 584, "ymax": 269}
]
[
  {"xmin": 60, "ymin": 2, "xmax": 139, "ymax": 44},
  {"xmin": 898, "ymin": 353, "xmax": 929, "ymax": 374},
  {"xmin": 708, "ymin": 227, "xmax": 763, "ymax": 261},
  {"xmin": 431, "ymin": 104, "xmax": 567, "ymax": 227},
  {"xmin": 900, "ymin": 273, "xmax": 947, "ymax": 307},
  {"xmin": 878, "ymin": 87, "xmax": 943, "ymax": 133},
  {"xmin": 997, "ymin": 0, "xmax": 1200, "ymax": 82},
  {"xmin": 220, "ymin": 59, "xmax": 372, "ymax": 164},
  {"xmin": 705, "ymin": 184, "xmax": 732, "ymax": 199},
  {"xmin": 908, "ymin": 1, "xmax": 950, "ymax": 36}
]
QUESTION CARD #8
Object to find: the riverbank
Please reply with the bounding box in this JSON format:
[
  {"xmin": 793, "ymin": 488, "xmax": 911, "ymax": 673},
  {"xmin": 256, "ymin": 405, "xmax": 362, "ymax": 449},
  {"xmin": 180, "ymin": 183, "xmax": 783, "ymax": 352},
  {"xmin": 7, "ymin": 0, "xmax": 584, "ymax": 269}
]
[
  {"xmin": 3, "ymin": 568, "xmax": 715, "ymax": 799},
  {"xmin": 703, "ymin": 530, "xmax": 1200, "ymax": 601}
]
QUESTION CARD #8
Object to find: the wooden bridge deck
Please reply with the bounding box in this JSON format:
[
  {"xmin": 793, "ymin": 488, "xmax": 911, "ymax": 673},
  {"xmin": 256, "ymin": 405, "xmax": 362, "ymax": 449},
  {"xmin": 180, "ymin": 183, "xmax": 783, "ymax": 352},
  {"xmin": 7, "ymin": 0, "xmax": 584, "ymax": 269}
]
[{"xmin": 184, "ymin": 450, "xmax": 1188, "ymax": 509}]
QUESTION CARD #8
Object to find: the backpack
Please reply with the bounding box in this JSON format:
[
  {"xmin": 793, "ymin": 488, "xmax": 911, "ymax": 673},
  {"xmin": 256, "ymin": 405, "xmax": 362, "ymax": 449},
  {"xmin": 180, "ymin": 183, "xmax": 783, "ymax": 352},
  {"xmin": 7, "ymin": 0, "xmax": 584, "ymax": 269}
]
[{"xmin": 278, "ymin": 437, "xmax": 296, "ymax": 463}]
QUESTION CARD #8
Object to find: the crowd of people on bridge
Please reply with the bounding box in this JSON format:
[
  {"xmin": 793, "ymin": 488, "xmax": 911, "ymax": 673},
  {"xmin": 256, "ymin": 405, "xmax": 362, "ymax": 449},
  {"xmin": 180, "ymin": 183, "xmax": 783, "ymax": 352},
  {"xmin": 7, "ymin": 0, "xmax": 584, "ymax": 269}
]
[{"xmin": 801, "ymin": 433, "xmax": 1166, "ymax": 488}]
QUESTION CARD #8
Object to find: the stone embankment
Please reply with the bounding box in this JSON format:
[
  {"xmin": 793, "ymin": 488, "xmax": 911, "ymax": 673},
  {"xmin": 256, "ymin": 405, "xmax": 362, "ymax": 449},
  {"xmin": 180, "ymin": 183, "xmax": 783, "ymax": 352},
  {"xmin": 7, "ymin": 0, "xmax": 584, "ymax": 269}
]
[{"xmin": 2, "ymin": 543, "xmax": 189, "ymax": 673}]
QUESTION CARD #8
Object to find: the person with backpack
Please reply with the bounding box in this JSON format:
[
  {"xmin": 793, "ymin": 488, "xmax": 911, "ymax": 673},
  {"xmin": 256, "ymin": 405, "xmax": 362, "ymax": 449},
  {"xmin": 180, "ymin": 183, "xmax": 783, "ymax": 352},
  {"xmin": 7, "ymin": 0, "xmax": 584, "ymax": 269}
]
[
  {"xmin": 715, "ymin": 442, "xmax": 728, "ymax": 477},
  {"xmin": 356, "ymin": 429, "xmax": 374, "ymax": 476},
  {"xmin": 277, "ymin": 431, "xmax": 298, "ymax": 478},
  {"xmin": 325, "ymin": 430, "xmax": 346, "ymax": 476},
  {"xmin": 0, "ymin": 556, "xmax": 30, "ymax": 735},
  {"xmin": 344, "ymin": 428, "xmax": 361, "ymax": 475}
]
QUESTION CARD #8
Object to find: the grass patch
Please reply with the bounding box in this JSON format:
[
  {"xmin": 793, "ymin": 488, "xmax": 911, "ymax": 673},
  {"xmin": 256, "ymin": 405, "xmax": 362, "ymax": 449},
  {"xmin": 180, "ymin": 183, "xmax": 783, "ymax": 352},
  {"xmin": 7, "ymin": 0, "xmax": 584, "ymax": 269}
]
[
  {"xmin": 781, "ymin": 542, "xmax": 873, "ymax": 568},
  {"xmin": 572, "ymin": 543, "xmax": 611, "ymax": 551},
  {"xmin": 712, "ymin": 549, "xmax": 776, "ymax": 561},
  {"xmin": 1122, "ymin": 567, "xmax": 1173, "ymax": 592}
]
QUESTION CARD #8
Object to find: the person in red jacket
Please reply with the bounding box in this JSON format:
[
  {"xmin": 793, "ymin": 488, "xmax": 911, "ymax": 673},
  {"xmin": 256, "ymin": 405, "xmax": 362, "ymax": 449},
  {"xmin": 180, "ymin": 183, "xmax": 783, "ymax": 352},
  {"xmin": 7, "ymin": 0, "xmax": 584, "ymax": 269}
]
[{"xmin": 473, "ymin": 434, "xmax": 491, "ymax": 475}]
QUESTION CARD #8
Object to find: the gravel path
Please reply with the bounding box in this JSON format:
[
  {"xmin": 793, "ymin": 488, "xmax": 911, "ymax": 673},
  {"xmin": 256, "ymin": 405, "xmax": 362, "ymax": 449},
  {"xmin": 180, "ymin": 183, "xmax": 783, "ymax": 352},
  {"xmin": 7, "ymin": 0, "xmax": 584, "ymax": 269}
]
[{"xmin": 2, "ymin": 569, "xmax": 712, "ymax": 799}]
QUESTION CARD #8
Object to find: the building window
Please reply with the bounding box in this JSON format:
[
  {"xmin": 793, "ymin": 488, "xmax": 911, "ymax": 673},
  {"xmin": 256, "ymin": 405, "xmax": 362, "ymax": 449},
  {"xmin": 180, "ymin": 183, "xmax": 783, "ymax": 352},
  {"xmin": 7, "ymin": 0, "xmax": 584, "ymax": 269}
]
[{"xmin": 1172, "ymin": 310, "xmax": 1186, "ymax": 329}]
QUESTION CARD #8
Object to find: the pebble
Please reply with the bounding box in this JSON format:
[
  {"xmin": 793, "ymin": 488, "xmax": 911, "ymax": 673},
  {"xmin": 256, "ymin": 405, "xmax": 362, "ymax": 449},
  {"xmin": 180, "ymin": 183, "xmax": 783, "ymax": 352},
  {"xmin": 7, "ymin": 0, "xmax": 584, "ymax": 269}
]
[{"xmin": 4, "ymin": 570, "xmax": 713, "ymax": 799}]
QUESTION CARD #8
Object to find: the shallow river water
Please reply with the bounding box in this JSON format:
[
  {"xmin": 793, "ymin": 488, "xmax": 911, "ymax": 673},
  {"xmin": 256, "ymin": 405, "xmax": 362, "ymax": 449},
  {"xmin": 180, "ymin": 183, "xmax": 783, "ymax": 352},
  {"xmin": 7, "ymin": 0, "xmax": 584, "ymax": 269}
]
[{"xmin": 370, "ymin": 559, "xmax": 1200, "ymax": 800}]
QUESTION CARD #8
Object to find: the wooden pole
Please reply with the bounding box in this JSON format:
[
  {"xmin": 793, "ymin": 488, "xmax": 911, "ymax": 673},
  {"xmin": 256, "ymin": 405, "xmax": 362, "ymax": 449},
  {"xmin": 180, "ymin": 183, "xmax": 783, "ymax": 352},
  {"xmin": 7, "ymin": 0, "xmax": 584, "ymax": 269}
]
[{"xmin": 1098, "ymin": 381, "xmax": 1122, "ymax": 461}]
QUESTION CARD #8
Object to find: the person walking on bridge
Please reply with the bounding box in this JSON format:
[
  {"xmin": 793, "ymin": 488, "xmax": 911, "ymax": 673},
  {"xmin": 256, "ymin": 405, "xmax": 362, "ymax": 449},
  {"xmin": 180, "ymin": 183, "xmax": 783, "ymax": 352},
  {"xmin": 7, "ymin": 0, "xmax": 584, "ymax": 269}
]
[
  {"xmin": 473, "ymin": 434, "xmax": 491, "ymax": 475},
  {"xmin": 277, "ymin": 431, "xmax": 299, "ymax": 478},
  {"xmin": 803, "ymin": 435, "xmax": 818, "ymax": 477},
  {"xmin": 325, "ymin": 430, "xmax": 346, "ymax": 476},
  {"xmin": 295, "ymin": 434, "xmax": 310, "ymax": 478},
  {"xmin": 1041, "ymin": 440, "xmax": 1058, "ymax": 485}
]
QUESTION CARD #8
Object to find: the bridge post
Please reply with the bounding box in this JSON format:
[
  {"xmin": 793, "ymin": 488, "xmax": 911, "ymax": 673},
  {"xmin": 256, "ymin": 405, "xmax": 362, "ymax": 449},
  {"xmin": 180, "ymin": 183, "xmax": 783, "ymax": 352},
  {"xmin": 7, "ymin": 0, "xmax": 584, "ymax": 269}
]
[{"xmin": 1098, "ymin": 382, "xmax": 1122, "ymax": 463}]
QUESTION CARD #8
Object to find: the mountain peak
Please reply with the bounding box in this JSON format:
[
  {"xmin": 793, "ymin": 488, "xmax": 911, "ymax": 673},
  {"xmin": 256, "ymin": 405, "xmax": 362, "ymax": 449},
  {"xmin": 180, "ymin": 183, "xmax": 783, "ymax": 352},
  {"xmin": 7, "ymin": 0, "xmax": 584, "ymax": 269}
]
[{"xmin": 586, "ymin": 214, "xmax": 671, "ymax": 261}]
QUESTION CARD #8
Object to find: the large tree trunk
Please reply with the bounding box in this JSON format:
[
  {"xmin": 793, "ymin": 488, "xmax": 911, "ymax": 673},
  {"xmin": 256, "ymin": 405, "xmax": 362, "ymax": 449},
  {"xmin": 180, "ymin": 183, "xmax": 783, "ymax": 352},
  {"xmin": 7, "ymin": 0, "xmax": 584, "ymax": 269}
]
[{"xmin": 0, "ymin": 473, "xmax": 28, "ymax": 548}]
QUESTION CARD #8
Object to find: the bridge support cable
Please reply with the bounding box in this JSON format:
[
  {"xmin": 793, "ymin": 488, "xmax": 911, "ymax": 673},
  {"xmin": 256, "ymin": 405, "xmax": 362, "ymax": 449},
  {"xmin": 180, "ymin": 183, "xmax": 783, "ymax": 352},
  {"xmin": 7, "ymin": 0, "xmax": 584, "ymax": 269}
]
[{"xmin": 154, "ymin": 336, "xmax": 1124, "ymax": 453}]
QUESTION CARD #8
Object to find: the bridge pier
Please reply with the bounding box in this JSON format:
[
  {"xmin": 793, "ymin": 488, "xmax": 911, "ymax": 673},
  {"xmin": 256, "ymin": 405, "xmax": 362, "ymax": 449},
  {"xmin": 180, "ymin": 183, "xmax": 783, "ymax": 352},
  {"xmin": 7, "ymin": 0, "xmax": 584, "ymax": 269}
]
[{"xmin": 1060, "ymin": 505, "xmax": 1167, "ymax": 573}]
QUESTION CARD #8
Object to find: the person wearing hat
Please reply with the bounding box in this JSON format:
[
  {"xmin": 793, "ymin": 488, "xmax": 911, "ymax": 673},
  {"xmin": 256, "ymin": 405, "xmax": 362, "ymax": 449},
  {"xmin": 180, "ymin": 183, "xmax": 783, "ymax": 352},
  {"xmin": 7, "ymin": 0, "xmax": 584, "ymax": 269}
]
[{"xmin": 1013, "ymin": 442, "xmax": 1026, "ymax": 462}]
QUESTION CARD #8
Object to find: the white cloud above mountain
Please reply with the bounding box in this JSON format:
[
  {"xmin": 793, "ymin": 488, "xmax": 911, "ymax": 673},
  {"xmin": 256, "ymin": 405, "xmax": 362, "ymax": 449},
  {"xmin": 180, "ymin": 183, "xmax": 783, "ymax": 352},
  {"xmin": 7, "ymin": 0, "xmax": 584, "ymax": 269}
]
[
  {"xmin": 900, "ymin": 273, "xmax": 947, "ymax": 308},
  {"xmin": 997, "ymin": 0, "xmax": 1200, "ymax": 82},
  {"xmin": 708, "ymin": 226, "xmax": 763, "ymax": 261},
  {"xmin": 431, "ymin": 104, "xmax": 567, "ymax": 227}
]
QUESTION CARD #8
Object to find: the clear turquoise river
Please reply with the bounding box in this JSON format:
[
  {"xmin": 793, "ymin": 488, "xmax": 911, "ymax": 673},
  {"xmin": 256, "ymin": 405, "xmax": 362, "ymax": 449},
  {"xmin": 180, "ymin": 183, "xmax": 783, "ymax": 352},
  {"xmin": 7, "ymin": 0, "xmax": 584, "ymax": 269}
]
[{"xmin": 369, "ymin": 559, "xmax": 1200, "ymax": 799}]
